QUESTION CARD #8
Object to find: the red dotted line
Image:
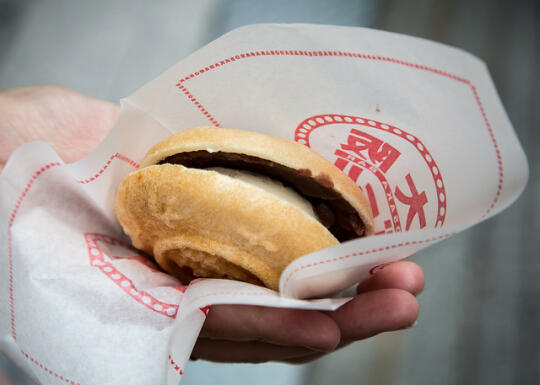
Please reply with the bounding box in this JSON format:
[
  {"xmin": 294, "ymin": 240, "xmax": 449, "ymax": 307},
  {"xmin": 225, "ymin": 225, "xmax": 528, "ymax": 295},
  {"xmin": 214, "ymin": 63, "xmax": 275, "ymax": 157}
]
[
  {"xmin": 175, "ymin": 50, "xmax": 470, "ymax": 85},
  {"xmin": 7, "ymin": 154, "xmax": 138, "ymax": 384},
  {"xmin": 21, "ymin": 350, "xmax": 81, "ymax": 385},
  {"xmin": 7, "ymin": 162, "xmax": 62, "ymax": 229},
  {"xmin": 76, "ymin": 153, "xmax": 139, "ymax": 184},
  {"xmin": 175, "ymin": 83, "xmax": 221, "ymax": 127},
  {"xmin": 281, "ymin": 232, "xmax": 456, "ymax": 294},
  {"xmin": 174, "ymin": 49, "xmax": 502, "ymax": 219},
  {"xmin": 295, "ymin": 114, "xmax": 447, "ymax": 227},
  {"xmin": 8, "ymin": 162, "xmax": 62, "ymax": 340},
  {"xmin": 9, "ymin": 164, "xmax": 81, "ymax": 385},
  {"xmin": 7, "ymin": 229, "xmax": 14, "ymax": 339},
  {"xmin": 168, "ymin": 354, "xmax": 184, "ymax": 376},
  {"xmin": 470, "ymin": 85, "xmax": 503, "ymax": 217}
]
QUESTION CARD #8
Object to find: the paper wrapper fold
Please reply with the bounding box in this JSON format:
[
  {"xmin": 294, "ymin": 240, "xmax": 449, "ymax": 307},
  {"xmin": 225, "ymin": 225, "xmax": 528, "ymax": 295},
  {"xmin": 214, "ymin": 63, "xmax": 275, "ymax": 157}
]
[{"xmin": 0, "ymin": 24, "xmax": 527, "ymax": 385}]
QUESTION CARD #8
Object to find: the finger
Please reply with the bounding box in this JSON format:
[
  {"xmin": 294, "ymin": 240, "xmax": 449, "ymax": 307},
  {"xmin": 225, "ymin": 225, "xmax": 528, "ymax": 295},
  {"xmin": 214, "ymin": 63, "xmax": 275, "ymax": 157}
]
[
  {"xmin": 357, "ymin": 261, "xmax": 425, "ymax": 295},
  {"xmin": 328, "ymin": 288, "xmax": 419, "ymax": 341},
  {"xmin": 278, "ymin": 341, "xmax": 354, "ymax": 364},
  {"xmin": 283, "ymin": 289, "xmax": 419, "ymax": 364},
  {"xmin": 279, "ymin": 352, "xmax": 326, "ymax": 364},
  {"xmin": 0, "ymin": 371, "xmax": 13, "ymax": 385},
  {"xmin": 201, "ymin": 305, "xmax": 340, "ymax": 352},
  {"xmin": 192, "ymin": 338, "xmax": 319, "ymax": 363}
]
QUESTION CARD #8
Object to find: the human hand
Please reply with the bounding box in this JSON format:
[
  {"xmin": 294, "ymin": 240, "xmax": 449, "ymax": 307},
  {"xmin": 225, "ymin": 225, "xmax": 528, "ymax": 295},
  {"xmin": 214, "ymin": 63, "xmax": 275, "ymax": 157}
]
[
  {"xmin": 0, "ymin": 86, "xmax": 119, "ymax": 172},
  {"xmin": 195, "ymin": 261, "xmax": 423, "ymax": 363},
  {"xmin": 0, "ymin": 86, "xmax": 425, "ymax": 364}
]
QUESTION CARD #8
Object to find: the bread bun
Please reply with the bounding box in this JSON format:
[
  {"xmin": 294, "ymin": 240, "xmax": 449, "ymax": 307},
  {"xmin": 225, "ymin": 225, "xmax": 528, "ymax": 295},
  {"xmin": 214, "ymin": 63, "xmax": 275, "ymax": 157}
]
[{"xmin": 115, "ymin": 127, "xmax": 374, "ymax": 290}]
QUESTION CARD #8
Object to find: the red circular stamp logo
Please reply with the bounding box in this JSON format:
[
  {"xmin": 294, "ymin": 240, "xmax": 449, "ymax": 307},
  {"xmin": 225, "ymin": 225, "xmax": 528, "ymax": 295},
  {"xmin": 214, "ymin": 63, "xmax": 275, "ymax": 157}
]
[{"xmin": 295, "ymin": 114, "xmax": 446, "ymax": 234}]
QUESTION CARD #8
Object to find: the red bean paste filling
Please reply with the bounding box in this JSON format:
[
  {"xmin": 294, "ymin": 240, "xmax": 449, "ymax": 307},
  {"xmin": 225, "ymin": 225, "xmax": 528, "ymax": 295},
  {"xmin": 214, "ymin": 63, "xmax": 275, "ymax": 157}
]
[{"xmin": 159, "ymin": 151, "xmax": 366, "ymax": 242}]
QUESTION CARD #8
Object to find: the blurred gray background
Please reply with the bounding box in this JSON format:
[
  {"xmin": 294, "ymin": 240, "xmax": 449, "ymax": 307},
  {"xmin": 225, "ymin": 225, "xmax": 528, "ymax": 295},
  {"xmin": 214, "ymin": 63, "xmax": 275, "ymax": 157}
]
[{"xmin": 0, "ymin": 0, "xmax": 538, "ymax": 384}]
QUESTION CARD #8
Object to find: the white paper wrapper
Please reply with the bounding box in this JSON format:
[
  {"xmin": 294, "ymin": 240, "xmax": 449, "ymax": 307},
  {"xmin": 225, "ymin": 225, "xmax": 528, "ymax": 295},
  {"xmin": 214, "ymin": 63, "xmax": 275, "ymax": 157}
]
[{"xmin": 0, "ymin": 24, "xmax": 528, "ymax": 385}]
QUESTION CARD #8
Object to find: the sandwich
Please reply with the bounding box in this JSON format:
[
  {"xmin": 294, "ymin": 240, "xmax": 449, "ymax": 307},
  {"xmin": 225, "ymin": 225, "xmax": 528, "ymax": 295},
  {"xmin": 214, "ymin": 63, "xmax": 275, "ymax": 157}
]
[{"xmin": 115, "ymin": 127, "xmax": 374, "ymax": 290}]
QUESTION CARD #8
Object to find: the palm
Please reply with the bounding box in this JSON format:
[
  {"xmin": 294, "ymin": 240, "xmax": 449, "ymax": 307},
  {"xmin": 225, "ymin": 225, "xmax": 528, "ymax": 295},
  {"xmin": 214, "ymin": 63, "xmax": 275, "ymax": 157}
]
[{"xmin": 0, "ymin": 86, "xmax": 118, "ymax": 170}]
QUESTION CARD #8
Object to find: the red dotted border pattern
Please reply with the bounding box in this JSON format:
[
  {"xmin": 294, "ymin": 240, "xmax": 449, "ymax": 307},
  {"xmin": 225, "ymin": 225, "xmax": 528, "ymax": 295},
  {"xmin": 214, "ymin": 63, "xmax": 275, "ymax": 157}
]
[
  {"xmin": 8, "ymin": 162, "xmax": 63, "ymax": 341},
  {"xmin": 7, "ymin": 154, "xmax": 138, "ymax": 384},
  {"xmin": 168, "ymin": 354, "xmax": 184, "ymax": 376},
  {"xmin": 76, "ymin": 153, "xmax": 139, "ymax": 184},
  {"xmin": 177, "ymin": 84, "xmax": 221, "ymax": 127},
  {"xmin": 295, "ymin": 114, "xmax": 447, "ymax": 227},
  {"xmin": 85, "ymin": 233, "xmax": 179, "ymax": 318},
  {"xmin": 174, "ymin": 49, "xmax": 503, "ymax": 220},
  {"xmin": 22, "ymin": 351, "xmax": 81, "ymax": 385},
  {"xmin": 281, "ymin": 232, "xmax": 456, "ymax": 294}
]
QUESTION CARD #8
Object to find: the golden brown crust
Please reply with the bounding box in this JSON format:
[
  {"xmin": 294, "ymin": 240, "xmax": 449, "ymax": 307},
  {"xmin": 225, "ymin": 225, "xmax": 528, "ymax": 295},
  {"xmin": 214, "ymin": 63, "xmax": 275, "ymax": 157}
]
[
  {"xmin": 115, "ymin": 164, "xmax": 339, "ymax": 290},
  {"xmin": 156, "ymin": 244, "xmax": 264, "ymax": 286},
  {"xmin": 140, "ymin": 127, "xmax": 374, "ymax": 236}
]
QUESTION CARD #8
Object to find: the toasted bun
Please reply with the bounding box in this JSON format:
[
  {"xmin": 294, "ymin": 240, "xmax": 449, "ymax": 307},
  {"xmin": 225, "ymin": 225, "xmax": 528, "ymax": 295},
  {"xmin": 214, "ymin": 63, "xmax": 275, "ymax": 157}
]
[
  {"xmin": 115, "ymin": 164, "xmax": 339, "ymax": 289},
  {"xmin": 141, "ymin": 127, "xmax": 374, "ymax": 233},
  {"xmin": 115, "ymin": 127, "xmax": 374, "ymax": 290}
]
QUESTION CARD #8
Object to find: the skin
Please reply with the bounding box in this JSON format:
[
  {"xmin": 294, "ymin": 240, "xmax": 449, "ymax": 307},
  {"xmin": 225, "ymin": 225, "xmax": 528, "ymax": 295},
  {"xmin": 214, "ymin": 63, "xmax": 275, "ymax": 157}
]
[{"xmin": 0, "ymin": 86, "xmax": 425, "ymax": 364}]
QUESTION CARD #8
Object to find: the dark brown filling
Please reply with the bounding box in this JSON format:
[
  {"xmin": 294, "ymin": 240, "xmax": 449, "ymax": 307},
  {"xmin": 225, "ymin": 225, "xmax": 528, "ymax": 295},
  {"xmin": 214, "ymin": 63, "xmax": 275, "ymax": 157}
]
[{"xmin": 159, "ymin": 151, "xmax": 365, "ymax": 242}]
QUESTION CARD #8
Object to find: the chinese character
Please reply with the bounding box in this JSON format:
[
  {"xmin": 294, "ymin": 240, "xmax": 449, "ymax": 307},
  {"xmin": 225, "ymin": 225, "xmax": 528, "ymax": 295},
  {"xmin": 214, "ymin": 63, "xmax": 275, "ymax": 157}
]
[
  {"xmin": 394, "ymin": 173, "xmax": 428, "ymax": 230},
  {"xmin": 340, "ymin": 129, "xmax": 401, "ymax": 173}
]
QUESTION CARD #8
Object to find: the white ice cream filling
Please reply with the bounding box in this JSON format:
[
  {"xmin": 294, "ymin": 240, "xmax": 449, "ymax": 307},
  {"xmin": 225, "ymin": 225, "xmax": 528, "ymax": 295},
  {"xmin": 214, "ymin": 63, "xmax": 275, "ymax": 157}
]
[{"xmin": 208, "ymin": 167, "xmax": 316, "ymax": 219}]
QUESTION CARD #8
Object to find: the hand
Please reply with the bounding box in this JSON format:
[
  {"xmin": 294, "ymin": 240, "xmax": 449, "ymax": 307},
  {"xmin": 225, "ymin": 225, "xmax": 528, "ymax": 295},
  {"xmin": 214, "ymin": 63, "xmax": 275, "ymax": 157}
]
[
  {"xmin": 0, "ymin": 86, "xmax": 425, "ymax": 364},
  {"xmin": 0, "ymin": 86, "xmax": 119, "ymax": 172},
  {"xmin": 194, "ymin": 261, "xmax": 423, "ymax": 363}
]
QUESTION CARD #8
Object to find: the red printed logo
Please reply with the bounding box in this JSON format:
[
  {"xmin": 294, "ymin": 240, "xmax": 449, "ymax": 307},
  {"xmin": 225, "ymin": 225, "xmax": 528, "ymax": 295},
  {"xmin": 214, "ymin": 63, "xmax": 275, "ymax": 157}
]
[{"xmin": 295, "ymin": 114, "xmax": 446, "ymax": 234}]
